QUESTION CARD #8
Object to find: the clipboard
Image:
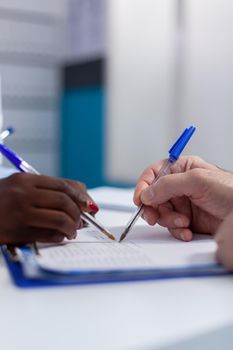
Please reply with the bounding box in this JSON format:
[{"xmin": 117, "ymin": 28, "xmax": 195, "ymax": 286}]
[{"xmin": 1, "ymin": 245, "xmax": 231, "ymax": 289}]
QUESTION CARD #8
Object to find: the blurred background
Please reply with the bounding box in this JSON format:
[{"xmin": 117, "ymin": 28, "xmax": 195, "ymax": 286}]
[{"xmin": 0, "ymin": 0, "xmax": 233, "ymax": 188}]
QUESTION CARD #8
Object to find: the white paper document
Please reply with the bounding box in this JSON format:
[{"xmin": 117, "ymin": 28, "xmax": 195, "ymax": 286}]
[{"xmin": 35, "ymin": 226, "xmax": 220, "ymax": 274}]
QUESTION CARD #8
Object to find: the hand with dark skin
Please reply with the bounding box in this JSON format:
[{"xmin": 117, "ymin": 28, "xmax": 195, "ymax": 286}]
[
  {"xmin": 134, "ymin": 156, "xmax": 233, "ymax": 241},
  {"xmin": 0, "ymin": 173, "xmax": 98, "ymax": 245}
]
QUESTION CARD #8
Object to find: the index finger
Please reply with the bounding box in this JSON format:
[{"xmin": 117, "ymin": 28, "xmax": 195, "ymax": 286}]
[
  {"xmin": 133, "ymin": 160, "xmax": 165, "ymax": 206},
  {"xmin": 65, "ymin": 179, "xmax": 98, "ymax": 213},
  {"xmin": 34, "ymin": 175, "xmax": 91, "ymax": 209}
]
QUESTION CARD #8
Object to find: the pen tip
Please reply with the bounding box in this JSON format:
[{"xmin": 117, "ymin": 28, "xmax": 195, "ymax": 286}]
[
  {"xmin": 119, "ymin": 231, "xmax": 127, "ymax": 242},
  {"xmin": 109, "ymin": 233, "xmax": 116, "ymax": 241},
  {"xmin": 103, "ymin": 229, "xmax": 116, "ymax": 241}
]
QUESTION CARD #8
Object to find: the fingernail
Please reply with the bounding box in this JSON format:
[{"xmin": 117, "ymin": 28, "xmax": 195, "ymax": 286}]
[
  {"xmin": 142, "ymin": 213, "xmax": 149, "ymax": 223},
  {"xmin": 180, "ymin": 233, "xmax": 186, "ymax": 241},
  {"xmin": 88, "ymin": 202, "xmax": 99, "ymax": 213},
  {"xmin": 141, "ymin": 188, "xmax": 154, "ymax": 203},
  {"xmin": 174, "ymin": 218, "xmax": 185, "ymax": 227}
]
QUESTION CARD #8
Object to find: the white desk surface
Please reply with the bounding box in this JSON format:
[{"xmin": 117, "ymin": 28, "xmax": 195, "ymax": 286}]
[{"xmin": 1, "ymin": 209, "xmax": 233, "ymax": 350}]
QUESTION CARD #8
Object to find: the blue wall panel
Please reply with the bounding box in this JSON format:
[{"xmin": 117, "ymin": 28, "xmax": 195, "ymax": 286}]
[{"xmin": 61, "ymin": 87, "xmax": 105, "ymax": 188}]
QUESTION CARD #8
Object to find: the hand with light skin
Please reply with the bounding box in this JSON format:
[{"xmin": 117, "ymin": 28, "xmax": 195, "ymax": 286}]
[
  {"xmin": 0, "ymin": 173, "xmax": 99, "ymax": 245},
  {"xmin": 215, "ymin": 211, "xmax": 233, "ymax": 270},
  {"xmin": 134, "ymin": 156, "xmax": 233, "ymax": 241}
]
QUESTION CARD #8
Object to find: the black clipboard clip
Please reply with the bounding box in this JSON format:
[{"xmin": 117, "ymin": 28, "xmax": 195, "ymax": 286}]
[
  {"xmin": 3, "ymin": 243, "xmax": 39, "ymax": 262},
  {"xmin": 4, "ymin": 245, "xmax": 20, "ymax": 262}
]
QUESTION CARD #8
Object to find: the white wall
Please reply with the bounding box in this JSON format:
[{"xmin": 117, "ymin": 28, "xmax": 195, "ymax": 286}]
[
  {"xmin": 106, "ymin": 0, "xmax": 177, "ymax": 183},
  {"xmin": 106, "ymin": 0, "xmax": 233, "ymax": 184},
  {"xmin": 181, "ymin": 0, "xmax": 233, "ymax": 169}
]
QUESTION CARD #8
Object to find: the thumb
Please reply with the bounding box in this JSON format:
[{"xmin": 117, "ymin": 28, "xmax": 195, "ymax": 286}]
[{"xmin": 140, "ymin": 169, "xmax": 204, "ymax": 206}]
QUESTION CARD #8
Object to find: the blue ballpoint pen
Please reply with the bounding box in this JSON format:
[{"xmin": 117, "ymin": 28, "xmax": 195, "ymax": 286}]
[
  {"xmin": 0, "ymin": 142, "xmax": 39, "ymax": 174},
  {"xmin": 119, "ymin": 126, "xmax": 196, "ymax": 242},
  {"xmin": 0, "ymin": 143, "xmax": 116, "ymax": 241},
  {"xmin": 0, "ymin": 127, "xmax": 14, "ymax": 141}
]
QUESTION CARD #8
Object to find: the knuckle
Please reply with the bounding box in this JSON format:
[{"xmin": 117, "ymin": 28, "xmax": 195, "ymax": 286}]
[
  {"xmin": 77, "ymin": 181, "xmax": 86, "ymax": 191},
  {"xmin": 7, "ymin": 174, "xmax": 34, "ymax": 198},
  {"xmin": 60, "ymin": 180, "xmax": 77, "ymax": 198},
  {"xmin": 188, "ymin": 168, "xmax": 206, "ymax": 182},
  {"xmin": 58, "ymin": 179, "xmax": 69, "ymax": 193},
  {"xmin": 7, "ymin": 172, "xmax": 25, "ymax": 186},
  {"xmin": 191, "ymin": 155, "xmax": 202, "ymax": 163}
]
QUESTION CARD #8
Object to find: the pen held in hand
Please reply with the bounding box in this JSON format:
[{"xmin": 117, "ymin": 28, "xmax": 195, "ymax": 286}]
[
  {"xmin": 119, "ymin": 126, "xmax": 196, "ymax": 242},
  {"xmin": 0, "ymin": 143, "xmax": 116, "ymax": 242},
  {"xmin": 119, "ymin": 161, "xmax": 171, "ymax": 242}
]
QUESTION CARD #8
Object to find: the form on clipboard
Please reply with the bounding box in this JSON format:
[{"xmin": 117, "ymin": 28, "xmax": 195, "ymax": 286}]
[
  {"xmin": 2, "ymin": 225, "xmax": 231, "ymax": 288},
  {"xmin": 32, "ymin": 225, "xmax": 225, "ymax": 275}
]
